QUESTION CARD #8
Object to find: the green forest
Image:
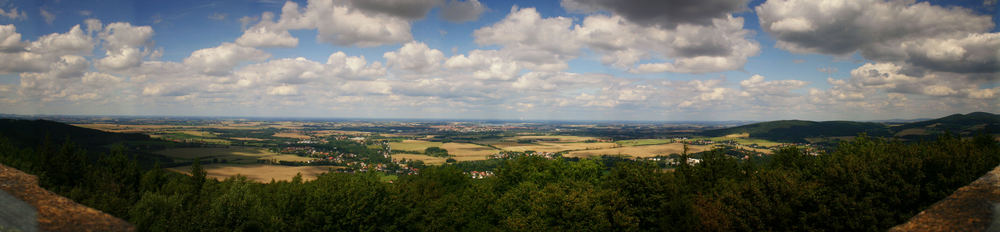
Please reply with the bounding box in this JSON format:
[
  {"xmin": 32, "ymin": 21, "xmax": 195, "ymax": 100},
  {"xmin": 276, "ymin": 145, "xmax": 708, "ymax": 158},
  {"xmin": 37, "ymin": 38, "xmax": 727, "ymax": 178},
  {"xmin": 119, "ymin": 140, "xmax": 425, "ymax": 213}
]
[{"xmin": 0, "ymin": 128, "xmax": 998, "ymax": 231}]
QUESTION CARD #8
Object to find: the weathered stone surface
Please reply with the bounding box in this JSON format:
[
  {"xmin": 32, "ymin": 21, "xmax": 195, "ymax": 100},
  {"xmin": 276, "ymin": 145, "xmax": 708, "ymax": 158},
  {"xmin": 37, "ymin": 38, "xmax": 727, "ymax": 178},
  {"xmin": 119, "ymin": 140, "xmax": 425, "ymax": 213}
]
[
  {"xmin": 0, "ymin": 164, "xmax": 134, "ymax": 232},
  {"xmin": 891, "ymin": 165, "xmax": 1000, "ymax": 232}
]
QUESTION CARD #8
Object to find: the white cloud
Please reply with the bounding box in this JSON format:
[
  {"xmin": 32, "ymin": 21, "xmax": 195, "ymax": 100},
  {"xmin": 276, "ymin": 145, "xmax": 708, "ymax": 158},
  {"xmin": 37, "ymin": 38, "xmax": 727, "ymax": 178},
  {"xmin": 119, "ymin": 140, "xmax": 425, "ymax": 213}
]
[
  {"xmin": 0, "ymin": 24, "xmax": 93, "ymax": 74},
  {"xmin": 183, "ymin": 43, "xmax": 270, "ymax": 76},
  {"xmin": 96, "ymin": 22, "xmax": 154, "ymax": 71},
  {"xmin": 275, "ymin": 0, "xmax": 412, "ymax": 47},
  {"xmin": 235, "ymin": 12, "xmax": 298, "ymax": 48},
  {"xmin": 757, "ymin": 0, "xmax": 999, "ymax": 74},
  {"xmin": 27, "ymin": 25, "xmax": 94, "ymax": 56},
  {"xmin": 0, "ymin": 24, "xmax": 24, "ymax": 52},
  {"xmin": 384, "ymin": 41, "xmax": 445, "ymax": 74},
  {"xmin": 473, "ymin": 6, "xmax": 582, "ymax": 71},
  {"xmin": 267, "ymin": 85, "xmax": 299, "ymax": 96}
]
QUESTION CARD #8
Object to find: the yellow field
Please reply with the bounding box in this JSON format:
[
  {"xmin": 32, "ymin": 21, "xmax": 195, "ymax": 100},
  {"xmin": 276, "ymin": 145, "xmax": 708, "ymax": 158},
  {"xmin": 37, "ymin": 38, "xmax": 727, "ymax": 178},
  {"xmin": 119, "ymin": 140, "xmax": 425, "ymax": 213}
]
[
  {"xmin": 392, "ymin": 154, "xmax": 447, "ymax": 165},
  {"xmin": 440, "ymin": 143, "xmax": 499, "ymax": 161},
  {"xmin": 178, "ymin": 130, "xmax": 215, "ymax": 137},
  {"xmin": 494, "ymin": 142, "xmax": 619, "ymax": 153},
  {"xmin": 230, "ymin": 137, "xmax": 266, "ymax": 141},
  {"xmin": 313, "ymin": 130, "xmax": 372, "ymax": 137},
  {"xmin": 565, "ymin": 143, "xmax": 714, "ymax": 158},
  {"xmin": 272, "ymin": 132, "xmax": 311, "ymax": 139},
  {"xmin": 512, "ymin": 135, "xmax": 600, "ymax": 142},
  {"xmin": 388, "ymin": 141, "xmax": 498, "ymax": 164},
  {"xmin": 723, "ymin": 133, "xmax": 750, "ymax": 138},
  {"xmin": 389, "ymin": 140, "xmax": 444, "ymax": 151},
  {"xmin": 154, "ymin": 147, "xmax": 314, "ymax": 163},
  {"xmin": 169, "ymin": 164, "xmax": 340, "ymax": 182}
]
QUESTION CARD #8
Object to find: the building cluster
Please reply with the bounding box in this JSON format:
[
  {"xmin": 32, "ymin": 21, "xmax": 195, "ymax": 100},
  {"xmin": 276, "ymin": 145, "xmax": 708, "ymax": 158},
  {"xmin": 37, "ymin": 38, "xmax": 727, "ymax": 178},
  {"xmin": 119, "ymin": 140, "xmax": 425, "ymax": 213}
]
[
  {"xmin": 466, "ymin": 171, "xmax": 494, "ymax": 179},
  {"xmin": 490, "ymin": 151, "xmax": 559, "ymax": 159}
]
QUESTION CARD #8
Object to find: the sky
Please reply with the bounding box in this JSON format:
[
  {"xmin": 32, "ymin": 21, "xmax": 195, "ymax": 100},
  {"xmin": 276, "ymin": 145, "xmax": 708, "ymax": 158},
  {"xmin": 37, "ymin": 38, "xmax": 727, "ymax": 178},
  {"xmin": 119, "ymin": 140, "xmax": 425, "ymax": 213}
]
[{"xmin": 0, "ymin": 0, "xmax": 997, "ymax": 121}]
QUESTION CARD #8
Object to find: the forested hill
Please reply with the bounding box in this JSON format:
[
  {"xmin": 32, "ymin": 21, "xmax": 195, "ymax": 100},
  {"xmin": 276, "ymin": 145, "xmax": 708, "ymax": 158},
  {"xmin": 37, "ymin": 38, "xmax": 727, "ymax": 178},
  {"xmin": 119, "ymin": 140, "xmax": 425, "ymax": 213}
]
[
  {"xmin": 0, "ymin": 118, "xmax": 170, "ymax": 167},
  {"xmin": 0, "ymin": 119, "xmax": 150, "ymax": 148},
  {"xmin": 890, "ymin": 112, "xmax": 1000, "ymax": 139},
  {"xmin": 701, "ymin": 112, "xmax": 999, "ymax": 143},
  {"xmin": 701, "ymin": 120, "xmax": 891, "ymax": 142}
]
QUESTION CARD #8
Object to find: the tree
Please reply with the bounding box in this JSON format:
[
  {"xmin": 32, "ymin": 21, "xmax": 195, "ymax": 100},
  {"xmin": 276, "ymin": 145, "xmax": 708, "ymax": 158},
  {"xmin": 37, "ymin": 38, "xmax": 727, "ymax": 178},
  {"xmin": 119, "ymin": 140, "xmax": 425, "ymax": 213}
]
[{"xmin": 425, "ymin": 147, "xmax": 449, "ymax": 157}]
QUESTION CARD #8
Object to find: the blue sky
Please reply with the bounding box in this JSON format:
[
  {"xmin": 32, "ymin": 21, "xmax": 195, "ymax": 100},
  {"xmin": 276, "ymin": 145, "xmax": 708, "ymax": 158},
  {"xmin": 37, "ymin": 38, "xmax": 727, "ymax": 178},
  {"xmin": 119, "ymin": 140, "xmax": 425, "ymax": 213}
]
[{"xmin": 0, "ymin": 0, "xmax": 996, "ymax": 121}]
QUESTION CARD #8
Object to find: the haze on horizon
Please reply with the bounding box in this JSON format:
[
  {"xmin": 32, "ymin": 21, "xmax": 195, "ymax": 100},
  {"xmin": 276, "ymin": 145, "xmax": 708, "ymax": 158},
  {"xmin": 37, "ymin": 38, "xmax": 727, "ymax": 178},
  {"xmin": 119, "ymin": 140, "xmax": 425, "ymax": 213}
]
[{"xmin": 0, "ymin": 0, "xmax": 997, "ymax": 121}]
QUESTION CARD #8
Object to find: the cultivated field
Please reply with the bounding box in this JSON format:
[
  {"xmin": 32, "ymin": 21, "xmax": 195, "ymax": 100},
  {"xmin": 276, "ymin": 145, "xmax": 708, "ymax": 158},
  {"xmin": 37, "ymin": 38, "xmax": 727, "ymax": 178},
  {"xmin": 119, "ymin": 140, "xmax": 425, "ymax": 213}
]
[
  {"xmin": 565, "ymin": 143, "xmax": 714, "ymax": 158},
  {"xmin": 389, "ymin": 140, "xmax": 444, "ymax": 152},
  {"xmin": 169, "ymin": 164, "xmax": 340, "ymax": 182},
  {"xmin": 388, "ymin": 140, "xmax": 498, "ymax": 164},
  {"xmin": 154, "ymin": 147, "xmax": 313, "ymax": 164},
  {"xmin": 704, "ymin": 137, "xmax": 783, "ymax": 147},
  {"xmin": 493, "ymin": 142, "xmax": 619, "ymax": 153},
  {"xmin": 616, "ymin": 139, "xmax": 673, "ymax": 146},
  {"xmin": 272, "ymin": 132, "xmax": 311, "ymax": 139},
  {"xmin": 511, "ymin": 135, "xmax": 601, "ymax": 142},
  {"xmin": 440, "ymin": 143, "xmax": 499, "ymax": 161},
  {"xmin": 392, "ymin": 154, "xmax": 448, "ymax": 165}
]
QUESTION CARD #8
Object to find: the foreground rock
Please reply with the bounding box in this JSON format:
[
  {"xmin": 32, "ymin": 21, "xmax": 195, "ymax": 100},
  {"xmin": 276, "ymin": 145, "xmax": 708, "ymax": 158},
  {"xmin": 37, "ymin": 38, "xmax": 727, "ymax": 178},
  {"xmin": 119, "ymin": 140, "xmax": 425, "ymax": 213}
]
[
  {"xmin": 0, "ymin": 164, "xmax": 134, "ymax": 232},
  {"xmin": 891, "ymin": 165, "xmax": 1000, "ymax": 232}
]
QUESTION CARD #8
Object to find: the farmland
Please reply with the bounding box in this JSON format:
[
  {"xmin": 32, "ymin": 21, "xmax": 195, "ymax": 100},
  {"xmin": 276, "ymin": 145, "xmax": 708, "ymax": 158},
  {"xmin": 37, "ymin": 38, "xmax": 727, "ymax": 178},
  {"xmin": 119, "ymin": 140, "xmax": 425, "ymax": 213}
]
[
  {"xmin": 388, "ymin": 140, "xmax": 444, "ymax": 152},
  {"xmin": 154, "ymin": 147, "xmax": 314, "ymax": 164},
  {"xmin": 565, "ymin": 143, "xmax": 715, "ymax": 158},
  {"xmin": 615, "ymin": 139, "xmax": 673, "ymax": 146},
  {"xmin": 168, "ymin": 164, "xmax": 340, "ymax": 182}
]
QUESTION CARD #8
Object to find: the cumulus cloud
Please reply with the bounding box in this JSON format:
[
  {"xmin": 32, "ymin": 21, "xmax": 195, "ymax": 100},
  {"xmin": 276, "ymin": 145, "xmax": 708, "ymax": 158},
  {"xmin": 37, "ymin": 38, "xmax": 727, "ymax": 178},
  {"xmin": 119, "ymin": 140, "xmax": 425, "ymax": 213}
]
[
  {"xmin": 0, "ymin": 24, "xmax": 94, "ymax": 74},
  {"xmin": 267, "ymin": 85, "xmax": 299, "ymax": 96},
  {"xmin": 183, "ymin": 43, "xmax": 270, "ymax": 76},
  {"xmin": 757, "ymin": 0, "xmax": 999, "ymax": 74},
  {"xmin": 384, "ymin": 41, "xmax": 445, "ymax": 74},
  {"xmin": 0, "ymin": 24, "xmax": 24, "ymax": 52},
  {"xmin": 561, "ymin": 0, "xmax": 748, "ymax": 29},
  {"xmin": 810, "ymin": 62, "xmax": 999, "ymax": 105},
  {"xmin": 96, "ymin": 22, "xmax": 155, "ymax": 71},
  {"xmin": 440, "ymin": 0, "xmax": 486, "ymax": 22},
  {"xmin": 474, "ymin": 7, "xmax": 582, "ymax": 71},
  {"xmin": 470, "ymin": 6, "xmax": 758, "ymax": 74},
  {"xmin": 235, "ymin": 12, "xmax": 298, "ymax": 48},
  {"xmin": 445, "ymin": 49, "xmax": 520, "ymax": 80},
  {"xmin": 274, "ymin": 0, "xmax": 412, "ymax": 47}
]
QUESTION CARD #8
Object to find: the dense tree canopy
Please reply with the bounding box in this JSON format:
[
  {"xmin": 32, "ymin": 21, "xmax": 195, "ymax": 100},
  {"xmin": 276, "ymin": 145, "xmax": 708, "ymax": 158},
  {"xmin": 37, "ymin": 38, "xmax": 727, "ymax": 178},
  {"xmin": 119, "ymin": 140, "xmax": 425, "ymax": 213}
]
[{"xmin": 0, "ymin": 133, "xmax": 997, "ymax": 231}]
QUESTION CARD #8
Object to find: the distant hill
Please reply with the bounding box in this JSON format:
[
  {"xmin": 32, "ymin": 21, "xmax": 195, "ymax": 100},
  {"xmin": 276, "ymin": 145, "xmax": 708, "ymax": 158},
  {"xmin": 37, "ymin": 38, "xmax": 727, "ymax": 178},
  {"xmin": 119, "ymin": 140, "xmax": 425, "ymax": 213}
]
[
  {"xmin": 0, "ymin": 119, "xmax": 150, "ymax": 148},
  {"xmin": 700, "ymin": 112, "xmax": 999, "ymax": 143},
  {"xmin": 890, "ymin": 112, "xmax": 1000, "ymax": 139},
  {"xmin": 701, "ymin": 120, "xmax": 891, "ymax": 143},
  {"xmin": 0, "ymin": 118, "xmax": 171, "ymax": 167}
]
